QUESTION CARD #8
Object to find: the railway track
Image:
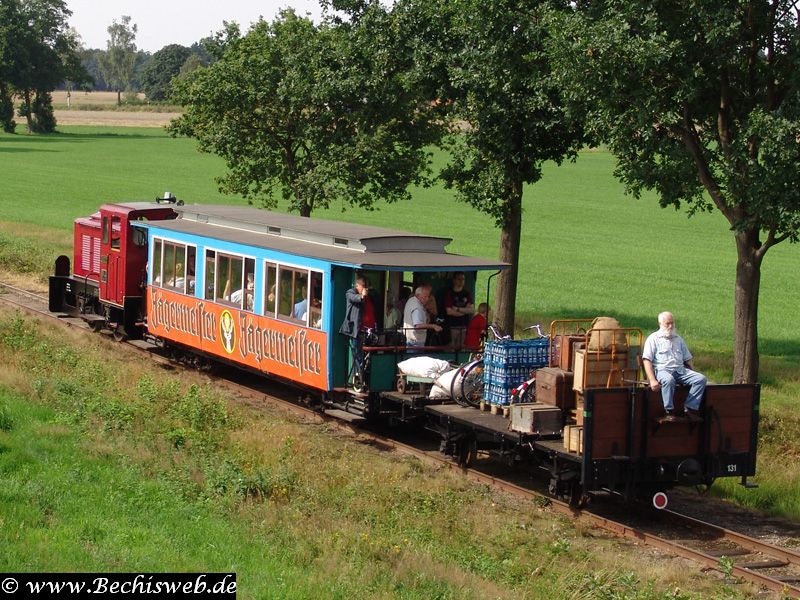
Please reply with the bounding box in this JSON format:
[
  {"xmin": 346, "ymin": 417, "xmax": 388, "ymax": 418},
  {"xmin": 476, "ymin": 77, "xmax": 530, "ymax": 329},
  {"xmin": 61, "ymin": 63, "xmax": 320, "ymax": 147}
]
[{"xmin": 1, "ymin": 280, "xmax": 798, "ymax": 597}]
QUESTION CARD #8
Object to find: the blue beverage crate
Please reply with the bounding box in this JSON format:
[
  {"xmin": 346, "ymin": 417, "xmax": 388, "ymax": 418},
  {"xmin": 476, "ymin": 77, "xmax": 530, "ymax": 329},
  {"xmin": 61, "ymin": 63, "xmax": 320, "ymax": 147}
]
[
  {"xmin": 485, "ymin": 338, "xmax": 550, "ymax": 369},
  {"xmin": 485, "ymin": 383, "xmax": 515, "ymax": 406}
]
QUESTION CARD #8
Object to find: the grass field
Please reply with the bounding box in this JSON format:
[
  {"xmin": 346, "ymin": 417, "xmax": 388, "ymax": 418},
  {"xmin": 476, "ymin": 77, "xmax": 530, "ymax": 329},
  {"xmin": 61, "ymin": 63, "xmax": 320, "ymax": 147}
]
[
  {"xmin": 1, "ymin": 124, "xmax": 799, "ymax": 518},
  {"xmin": 1, "ymin": 125, "xmax": 798, "ymax": 358}
]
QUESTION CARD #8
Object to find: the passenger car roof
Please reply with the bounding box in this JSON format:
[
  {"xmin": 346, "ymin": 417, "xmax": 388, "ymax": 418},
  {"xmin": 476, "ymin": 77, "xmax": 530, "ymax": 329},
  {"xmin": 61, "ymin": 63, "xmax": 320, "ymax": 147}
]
[{"xmin": 143, "ymin": 205, "xmax": 509, "ymax": 271}]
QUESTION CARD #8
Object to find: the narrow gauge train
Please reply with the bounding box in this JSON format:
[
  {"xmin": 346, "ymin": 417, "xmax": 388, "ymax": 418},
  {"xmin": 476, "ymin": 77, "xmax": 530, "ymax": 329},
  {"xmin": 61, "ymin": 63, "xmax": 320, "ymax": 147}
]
[{"xmin": 49, "ymin": 198, "xmax": 759, "ymax": 508}]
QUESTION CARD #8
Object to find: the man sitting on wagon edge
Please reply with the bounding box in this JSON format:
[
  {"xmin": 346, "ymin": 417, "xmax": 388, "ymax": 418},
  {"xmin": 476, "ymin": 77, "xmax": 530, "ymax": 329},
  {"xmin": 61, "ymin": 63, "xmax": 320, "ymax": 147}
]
[{"xmin": 642, "ymin": 311, "xmax": 707, "ymax": 423}]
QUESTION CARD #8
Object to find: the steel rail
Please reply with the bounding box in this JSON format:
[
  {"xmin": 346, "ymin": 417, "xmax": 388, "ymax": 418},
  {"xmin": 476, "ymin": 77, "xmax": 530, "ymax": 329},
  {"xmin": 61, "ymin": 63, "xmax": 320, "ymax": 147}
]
[{"xmin": 1, "ymin": 282, "xmax": 798, "ymax": 597}]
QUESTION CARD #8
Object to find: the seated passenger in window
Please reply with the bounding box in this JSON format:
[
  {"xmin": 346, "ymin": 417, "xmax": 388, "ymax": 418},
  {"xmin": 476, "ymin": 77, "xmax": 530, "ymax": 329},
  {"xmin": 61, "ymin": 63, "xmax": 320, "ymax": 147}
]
[
  {"xmin": 186, "ymin": 262, "xmax": 196, "ymax": 294},
  {"xmin": 293, "ymin": 295, "xmax": 308, "ymax": 320},
  {"xmin": 171, "ymin": 262, "xmax": 185, "ymax": 289},
  {"xmin": 230, "ymin": 272, "xmax": 255, "ymax": 309}
]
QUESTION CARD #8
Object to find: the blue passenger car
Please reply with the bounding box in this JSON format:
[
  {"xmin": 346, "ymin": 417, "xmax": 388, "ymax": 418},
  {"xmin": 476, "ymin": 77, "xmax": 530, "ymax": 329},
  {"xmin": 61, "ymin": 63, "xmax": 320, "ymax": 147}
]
[{"xmin": 141, "ymin": 205, "xmax": 507, "ymax": 410}]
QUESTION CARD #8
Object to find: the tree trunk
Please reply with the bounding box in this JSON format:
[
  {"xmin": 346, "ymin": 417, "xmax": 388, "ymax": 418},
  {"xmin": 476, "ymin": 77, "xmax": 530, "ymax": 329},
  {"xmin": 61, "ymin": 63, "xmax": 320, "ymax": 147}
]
[
  {"xmin": 733, "ymin": 228, "xmax": 763, "ymax": 384},
  {"xmin": 493, "ymin": 181, "xmax": 522, "ymax": 335},
  {"xmin": 117, "ymin": 89, "xmax": 122, "ymax": 106},
  {"xmin": 23, "ymin": 89, "xmax": 33, "ymax": 133}
]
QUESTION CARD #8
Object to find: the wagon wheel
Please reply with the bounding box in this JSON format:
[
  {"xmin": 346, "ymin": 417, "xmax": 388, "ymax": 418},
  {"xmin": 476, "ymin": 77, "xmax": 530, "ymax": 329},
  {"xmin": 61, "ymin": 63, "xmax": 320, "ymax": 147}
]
[
  {"xmin": 456, "ymin": 435, "xmax": 477, "ymax": 468},
  {"xmin": 696, "ymin": 477, "xmax": 715, "ymax": 494},
  {"xmin": 396, "ymin": 376, "xmax": 407, "ymax": 394},
  {"xmin": 567, "ymin": 481, "xmax": 588, "ymax": 508}
]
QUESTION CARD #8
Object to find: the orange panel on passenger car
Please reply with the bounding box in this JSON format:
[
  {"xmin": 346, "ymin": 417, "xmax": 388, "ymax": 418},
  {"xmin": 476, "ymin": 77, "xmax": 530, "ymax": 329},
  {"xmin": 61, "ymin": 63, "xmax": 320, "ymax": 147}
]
[{"xmin": 147, "ymin": 287, "xmax": 327, "ymax": 390}]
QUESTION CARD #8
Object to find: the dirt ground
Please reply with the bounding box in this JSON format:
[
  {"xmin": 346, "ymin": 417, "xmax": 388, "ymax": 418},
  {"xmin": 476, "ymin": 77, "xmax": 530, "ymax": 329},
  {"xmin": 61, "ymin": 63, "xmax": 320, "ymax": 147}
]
[
  {"xmin": 48, "ymin": 91, "xmax": 179, "ymax": 127},
  {"xmin": 53, "ymin": 109, "xmax": 180, "ymax": 128}
]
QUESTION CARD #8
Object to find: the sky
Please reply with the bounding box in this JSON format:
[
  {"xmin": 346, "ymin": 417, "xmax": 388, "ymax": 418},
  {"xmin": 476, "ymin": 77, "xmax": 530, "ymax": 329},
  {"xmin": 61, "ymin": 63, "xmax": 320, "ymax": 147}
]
[{"xmin": 66, "ymin": 0, "xmax": 325, "ymax": 53}]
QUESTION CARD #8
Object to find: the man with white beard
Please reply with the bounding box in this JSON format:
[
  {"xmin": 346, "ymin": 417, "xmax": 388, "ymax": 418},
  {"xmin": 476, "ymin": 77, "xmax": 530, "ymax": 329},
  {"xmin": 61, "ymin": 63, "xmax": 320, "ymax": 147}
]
[{"xmin": 642, "ymin": 311, "xmax": 707, "ymax": 423}]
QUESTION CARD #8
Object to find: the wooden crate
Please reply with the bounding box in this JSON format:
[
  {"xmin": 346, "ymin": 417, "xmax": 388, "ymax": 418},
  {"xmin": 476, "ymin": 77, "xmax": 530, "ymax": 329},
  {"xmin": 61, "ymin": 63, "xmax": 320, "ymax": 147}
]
[
  {"xmin": 563, "ymin": 425, "xmax": 575, "ymax": 449},
  {"xmin": 575, "ymin": 394, "xmax": 585, "ymax": 426},
  {"xmin": 567, "ymin": 426, "xmax": 583, "ymax": 454},
  {"xmin": 573, "ymin": 349, "xmax": 629, "ymax": 391}
]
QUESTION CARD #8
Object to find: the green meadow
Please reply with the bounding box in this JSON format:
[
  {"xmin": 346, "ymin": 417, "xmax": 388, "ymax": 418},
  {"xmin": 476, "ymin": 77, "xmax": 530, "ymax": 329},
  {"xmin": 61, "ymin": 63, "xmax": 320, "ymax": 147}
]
[
  {"xmin": 2, "ymin": 126, "xmax": 798, "ymax": 357},
  {"xmin": 0, "ymin": 126, "xmax": 799, "ymax": 524}
]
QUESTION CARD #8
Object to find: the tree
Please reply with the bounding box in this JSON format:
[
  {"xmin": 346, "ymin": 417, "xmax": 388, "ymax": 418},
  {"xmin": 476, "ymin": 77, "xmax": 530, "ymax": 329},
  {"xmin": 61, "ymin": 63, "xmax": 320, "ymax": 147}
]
[
  {"xmin": 170, "ymin": 8, "xmax": 440, "ymax": 217},
  {"xmin": 0, "ymin": 0, "xmax": 24, "ymax": 131},
  {"xmin": 78, "ymin": 48, "xmax": 107, "ymax": 90},
  {"xmin": 400, "ymin": 0, "xmax": 585, "ymax": 333},
  {"xmin": 550, "ymin": 1, "xmax": 800, "ymax": 383},
  {"xmin": 139, "ymin": 44, "xmax": 190, "ymax": 101},
  {"xmin": 1, "ymin": 0, "xmax": 87, "ymax": 132},
  {"xmin": 100, "ymin": 15, "xmax": 138, "ymax": 105}
]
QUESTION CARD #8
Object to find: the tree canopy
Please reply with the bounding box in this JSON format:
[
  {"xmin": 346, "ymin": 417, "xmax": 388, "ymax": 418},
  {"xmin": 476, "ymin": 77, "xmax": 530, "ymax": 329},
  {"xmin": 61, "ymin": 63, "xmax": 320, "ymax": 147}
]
[
  {"xmin": 0, "ymin": 0, "xmax": 87, "ymax": 132},
  {"xmin": 549, "ymin": 0, "xmax": 800, "ymax": 383},
  {"xmin": 170, "ymin": 8, "xmax": 440, "ymax": 217},
  {"xmin": 398, "ymin": 0, "xmax": 585, "ymax": 332},
  {"xmin": 99, "ymin": 15, "xmax": 138, "ymax": 105},
  {"xmin": 139, "ymin": 44, "xmax": 190, "ymax": 101}
]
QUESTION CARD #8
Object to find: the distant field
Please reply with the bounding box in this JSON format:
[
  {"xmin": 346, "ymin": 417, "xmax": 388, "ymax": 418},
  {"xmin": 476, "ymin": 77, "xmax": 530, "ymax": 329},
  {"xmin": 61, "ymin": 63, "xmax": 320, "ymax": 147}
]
[
  {"xmin": 13, "ymin": 92, "xmax": 183, "ymax": 126},
  {"xmin": 51, "ymin": 90, "xmax": 145, "ymax": 106}
]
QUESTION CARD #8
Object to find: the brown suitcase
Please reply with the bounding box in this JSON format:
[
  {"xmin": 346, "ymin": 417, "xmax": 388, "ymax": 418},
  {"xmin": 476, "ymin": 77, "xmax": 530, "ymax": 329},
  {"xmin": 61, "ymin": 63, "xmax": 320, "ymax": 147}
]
[
  {"xmin": 509, "ymin": 403, "xmax": 562, "ymax": 436},
  {"xmin": 535, "ymin": 367, "xmax": 575, "ymax": 410},
  {"xmin": 550, "ymin": 334, "xmax": 584, "ymax": 371}
]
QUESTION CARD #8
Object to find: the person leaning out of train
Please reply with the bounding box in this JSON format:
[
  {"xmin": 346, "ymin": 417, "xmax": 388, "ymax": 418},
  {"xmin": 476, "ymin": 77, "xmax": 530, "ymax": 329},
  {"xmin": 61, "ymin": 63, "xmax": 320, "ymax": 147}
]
[
  {"xmin": 464, "ymin": 303, "xmax": 490, "ymax": 350},
  {"xmin": 642, "ymin": 311, "xmax": 707, "ymax": 423},
  {"xmin": 403, "ymin": 284, "xmax": 442, "ymax": 348}
]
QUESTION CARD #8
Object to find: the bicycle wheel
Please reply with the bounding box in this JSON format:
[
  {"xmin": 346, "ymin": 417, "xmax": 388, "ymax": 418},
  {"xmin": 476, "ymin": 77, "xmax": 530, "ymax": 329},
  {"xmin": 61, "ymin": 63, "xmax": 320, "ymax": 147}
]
[
  {"xmin": 510, "ymin": 378, "xmax": 536, "ymax": 404},
  {"xmin": 451, "ymin": 359, "xmax": 483, "ymax": 407},
  {"xmin": 459, "ymin": 361, "xmax": 484, "ymax": 408}
]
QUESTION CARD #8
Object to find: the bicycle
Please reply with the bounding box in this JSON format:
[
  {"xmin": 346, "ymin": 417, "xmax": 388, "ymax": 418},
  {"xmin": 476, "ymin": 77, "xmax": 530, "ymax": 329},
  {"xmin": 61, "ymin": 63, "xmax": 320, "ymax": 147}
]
[
  {"xmin": 448, "ymin": 323, "xmax": 525, "ymax": 407},
  {"xmin": 348, "ymin": 327, "xmax": 378, "ymax": 393},
  {"xmin": 450, "ymin": 323, "xmax": 548, "ymax": 407},
  {"xmin": 448, "ymin": 325, "xmax": 497, "ymax": 407}
]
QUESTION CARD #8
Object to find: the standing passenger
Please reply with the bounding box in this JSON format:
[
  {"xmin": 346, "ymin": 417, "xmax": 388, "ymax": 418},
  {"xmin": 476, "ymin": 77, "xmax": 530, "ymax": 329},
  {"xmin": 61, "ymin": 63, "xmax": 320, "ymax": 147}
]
[
  {"xmin": 403, "ymin": 284, "xmax": 442, "ymax": 347},
  {"xmin": 340, "ymin": 276, "xmax": 375, "ymax": 381},
  {"xmin": 443, "ymin": 271, "xmax": 474, "ymax": 348}
]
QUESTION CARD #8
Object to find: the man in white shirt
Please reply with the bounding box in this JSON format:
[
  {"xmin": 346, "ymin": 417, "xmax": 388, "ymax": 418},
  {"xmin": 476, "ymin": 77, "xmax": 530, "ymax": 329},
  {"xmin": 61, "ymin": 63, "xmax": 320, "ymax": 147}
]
[
  {"xmin": 403, "ymin": 284, "xmax": 442, "ymax": 347},
  {"xmin": 642, "ymin": 311, "xmax": 707, "ymax": 423}
]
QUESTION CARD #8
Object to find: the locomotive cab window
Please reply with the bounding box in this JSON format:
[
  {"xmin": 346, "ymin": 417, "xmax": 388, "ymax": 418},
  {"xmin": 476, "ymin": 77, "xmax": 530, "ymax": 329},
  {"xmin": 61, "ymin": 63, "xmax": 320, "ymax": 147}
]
[{"xmin": 111, "ymin": 216, "xmax": 122, "ymax": 250}]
